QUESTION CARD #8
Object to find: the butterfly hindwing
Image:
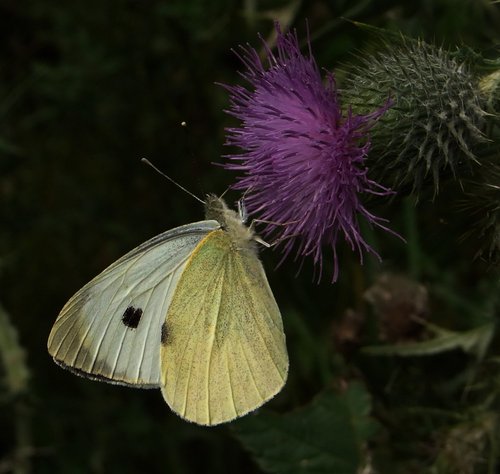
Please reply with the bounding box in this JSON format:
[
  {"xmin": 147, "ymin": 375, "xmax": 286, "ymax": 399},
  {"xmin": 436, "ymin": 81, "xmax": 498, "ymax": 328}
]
[
  {"xmin": 47, "ymin": 220, "xmax": 219, "ymax": 387},
  {"xmin": 160, "ymin": 229, "xmax": 288, "ymax": 425}
]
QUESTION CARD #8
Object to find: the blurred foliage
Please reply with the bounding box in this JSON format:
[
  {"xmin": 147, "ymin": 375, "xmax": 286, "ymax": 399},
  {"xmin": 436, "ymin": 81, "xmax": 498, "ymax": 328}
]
[
  {"xmin": 234, "ymin": 383, "xmax": 377, "ymax": 474},
  {"xmin": 1, "ymin": 0, "xmax": 500, "ymax": 473}
]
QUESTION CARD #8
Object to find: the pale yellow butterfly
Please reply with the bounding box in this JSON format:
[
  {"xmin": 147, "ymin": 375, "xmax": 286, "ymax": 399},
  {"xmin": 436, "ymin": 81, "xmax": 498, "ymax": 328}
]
[{"xmin": 47, "ymin": 194, "xmax": 288, "ymax": 426}]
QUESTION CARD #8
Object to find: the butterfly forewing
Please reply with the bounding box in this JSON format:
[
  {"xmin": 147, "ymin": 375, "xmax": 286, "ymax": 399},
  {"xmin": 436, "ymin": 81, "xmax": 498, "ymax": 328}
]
[
  {"xmin": 48, "ymin": 220, "xmax": 219, "ymax": 387},
  {"xmin": 160, "ymin": 229, "xmax": 288, "ymax": 425}
]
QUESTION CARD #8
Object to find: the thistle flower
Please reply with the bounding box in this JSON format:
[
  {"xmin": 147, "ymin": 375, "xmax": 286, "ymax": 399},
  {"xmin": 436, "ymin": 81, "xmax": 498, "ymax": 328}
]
[
  {"xmin": 342, "ymin": 36, "xmax": 489, "ymax": 195},
  {"xmin": 222, "ymin": 24, "xmax": 393, "ymax": 281}
]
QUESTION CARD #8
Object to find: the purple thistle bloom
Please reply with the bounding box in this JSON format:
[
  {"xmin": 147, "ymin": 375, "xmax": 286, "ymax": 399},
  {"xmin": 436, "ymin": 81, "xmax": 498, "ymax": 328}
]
[{"xmin": 222, "ymin": 24, "xmax": 393, "ymax": 281}]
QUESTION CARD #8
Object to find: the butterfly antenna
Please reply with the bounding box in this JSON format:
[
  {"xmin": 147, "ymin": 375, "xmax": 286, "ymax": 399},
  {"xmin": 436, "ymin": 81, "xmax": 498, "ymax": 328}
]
[
  {"xmin": 141, "ymin": 158, "xmax": 205, "ymax": 204},
  {"xmin": 219, "ymin": 187, "xmax": 230, "ymax": 200}
]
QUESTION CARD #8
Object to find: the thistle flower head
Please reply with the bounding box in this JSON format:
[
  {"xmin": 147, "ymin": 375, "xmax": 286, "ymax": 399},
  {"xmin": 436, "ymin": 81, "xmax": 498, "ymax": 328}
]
[
  {"xmin": 342, "ymin": 37, "xmax": 489, "ymax": 195},
  {"xmin": 222, "ymin": 24, "xmax": 393, "ymax": 281}
]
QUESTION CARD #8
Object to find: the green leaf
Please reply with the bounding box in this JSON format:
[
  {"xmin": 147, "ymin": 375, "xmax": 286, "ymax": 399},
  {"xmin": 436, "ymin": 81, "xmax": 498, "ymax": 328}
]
[
  {"xmin": 233, "ymin": 382, "xmax": 376, "ymax": 474},
  {"xmin": 347, "ymin": 20, "xmax": 407, "ymax": 42},
  {"xmin": 363, "ymin": 322, "xmax": 495, "ymax": 359},
  {"xmin": 0, "ymin": 302, "xmax": 30, "ymax": 396}
]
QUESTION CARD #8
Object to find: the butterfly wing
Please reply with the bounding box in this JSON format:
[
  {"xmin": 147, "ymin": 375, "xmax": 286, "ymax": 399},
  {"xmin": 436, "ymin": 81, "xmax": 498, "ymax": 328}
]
[
  {"xmin": 47, "ymin": 220, "xmax": 220, "ymax": 387},
  {"xmin": 160, "ymin": 229, "xmax": 288, "ymax": 425}
]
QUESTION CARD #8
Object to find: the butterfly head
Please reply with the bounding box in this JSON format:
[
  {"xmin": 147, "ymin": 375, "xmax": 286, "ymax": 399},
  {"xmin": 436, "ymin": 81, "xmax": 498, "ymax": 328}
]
[{"xmin": 204, "ymin": 194, "xmax": 257, "ymax": 251}]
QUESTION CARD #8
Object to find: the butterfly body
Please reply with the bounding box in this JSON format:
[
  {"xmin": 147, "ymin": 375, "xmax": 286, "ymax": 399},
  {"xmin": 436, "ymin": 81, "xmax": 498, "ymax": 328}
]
[{"xmin": 48, "ymin": 195, "xmax": 288, "ymax": 425}]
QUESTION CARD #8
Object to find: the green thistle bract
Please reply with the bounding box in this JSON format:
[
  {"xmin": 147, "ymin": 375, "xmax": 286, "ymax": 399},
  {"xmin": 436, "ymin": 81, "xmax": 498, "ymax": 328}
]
[{"xmin": 343, "ymin": 37, "xmax": 488, "ymax": 194}]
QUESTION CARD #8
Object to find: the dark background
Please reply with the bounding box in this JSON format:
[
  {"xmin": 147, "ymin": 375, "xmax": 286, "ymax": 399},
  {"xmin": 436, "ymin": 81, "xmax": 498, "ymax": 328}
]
[{"xmin": 1, "ymin": 1, "xmax": 500, "ymax": 473}]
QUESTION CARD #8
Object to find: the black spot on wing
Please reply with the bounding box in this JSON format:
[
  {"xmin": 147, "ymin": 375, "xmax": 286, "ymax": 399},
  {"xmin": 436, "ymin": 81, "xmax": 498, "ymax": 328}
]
[
  {"xmin": 122, "ymin": 306, "xmax": 143, "ymax": 329},
  {"xmin": 161, "ymin": 322, "xmax": 169, "ymax": 345}
]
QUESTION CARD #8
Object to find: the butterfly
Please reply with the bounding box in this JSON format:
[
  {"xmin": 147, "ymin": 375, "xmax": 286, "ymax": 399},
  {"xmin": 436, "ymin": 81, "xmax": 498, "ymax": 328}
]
[{"xmin": 47, "ymin": 194, "xmax": 288, "ymax": 426}]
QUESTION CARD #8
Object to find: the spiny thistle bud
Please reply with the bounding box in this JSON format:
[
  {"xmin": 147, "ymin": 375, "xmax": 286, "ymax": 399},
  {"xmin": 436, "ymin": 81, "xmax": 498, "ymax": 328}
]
[
  {"xmin": 342, "ymin": 37, "xmax": 489, "ymax": 195},
  {"xmin": 479, "ymin": 69, "xmax": 500, "ymax": 115},
  {"xmin": 461, "ymin": 162, "xmax": 500, "ymax": 263}
]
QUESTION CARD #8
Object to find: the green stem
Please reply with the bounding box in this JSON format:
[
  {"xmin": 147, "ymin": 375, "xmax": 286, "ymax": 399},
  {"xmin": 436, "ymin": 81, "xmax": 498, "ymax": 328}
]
[{"xmin": 403, "ymin": 196, "xmax": 420, "ymax": 279}]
